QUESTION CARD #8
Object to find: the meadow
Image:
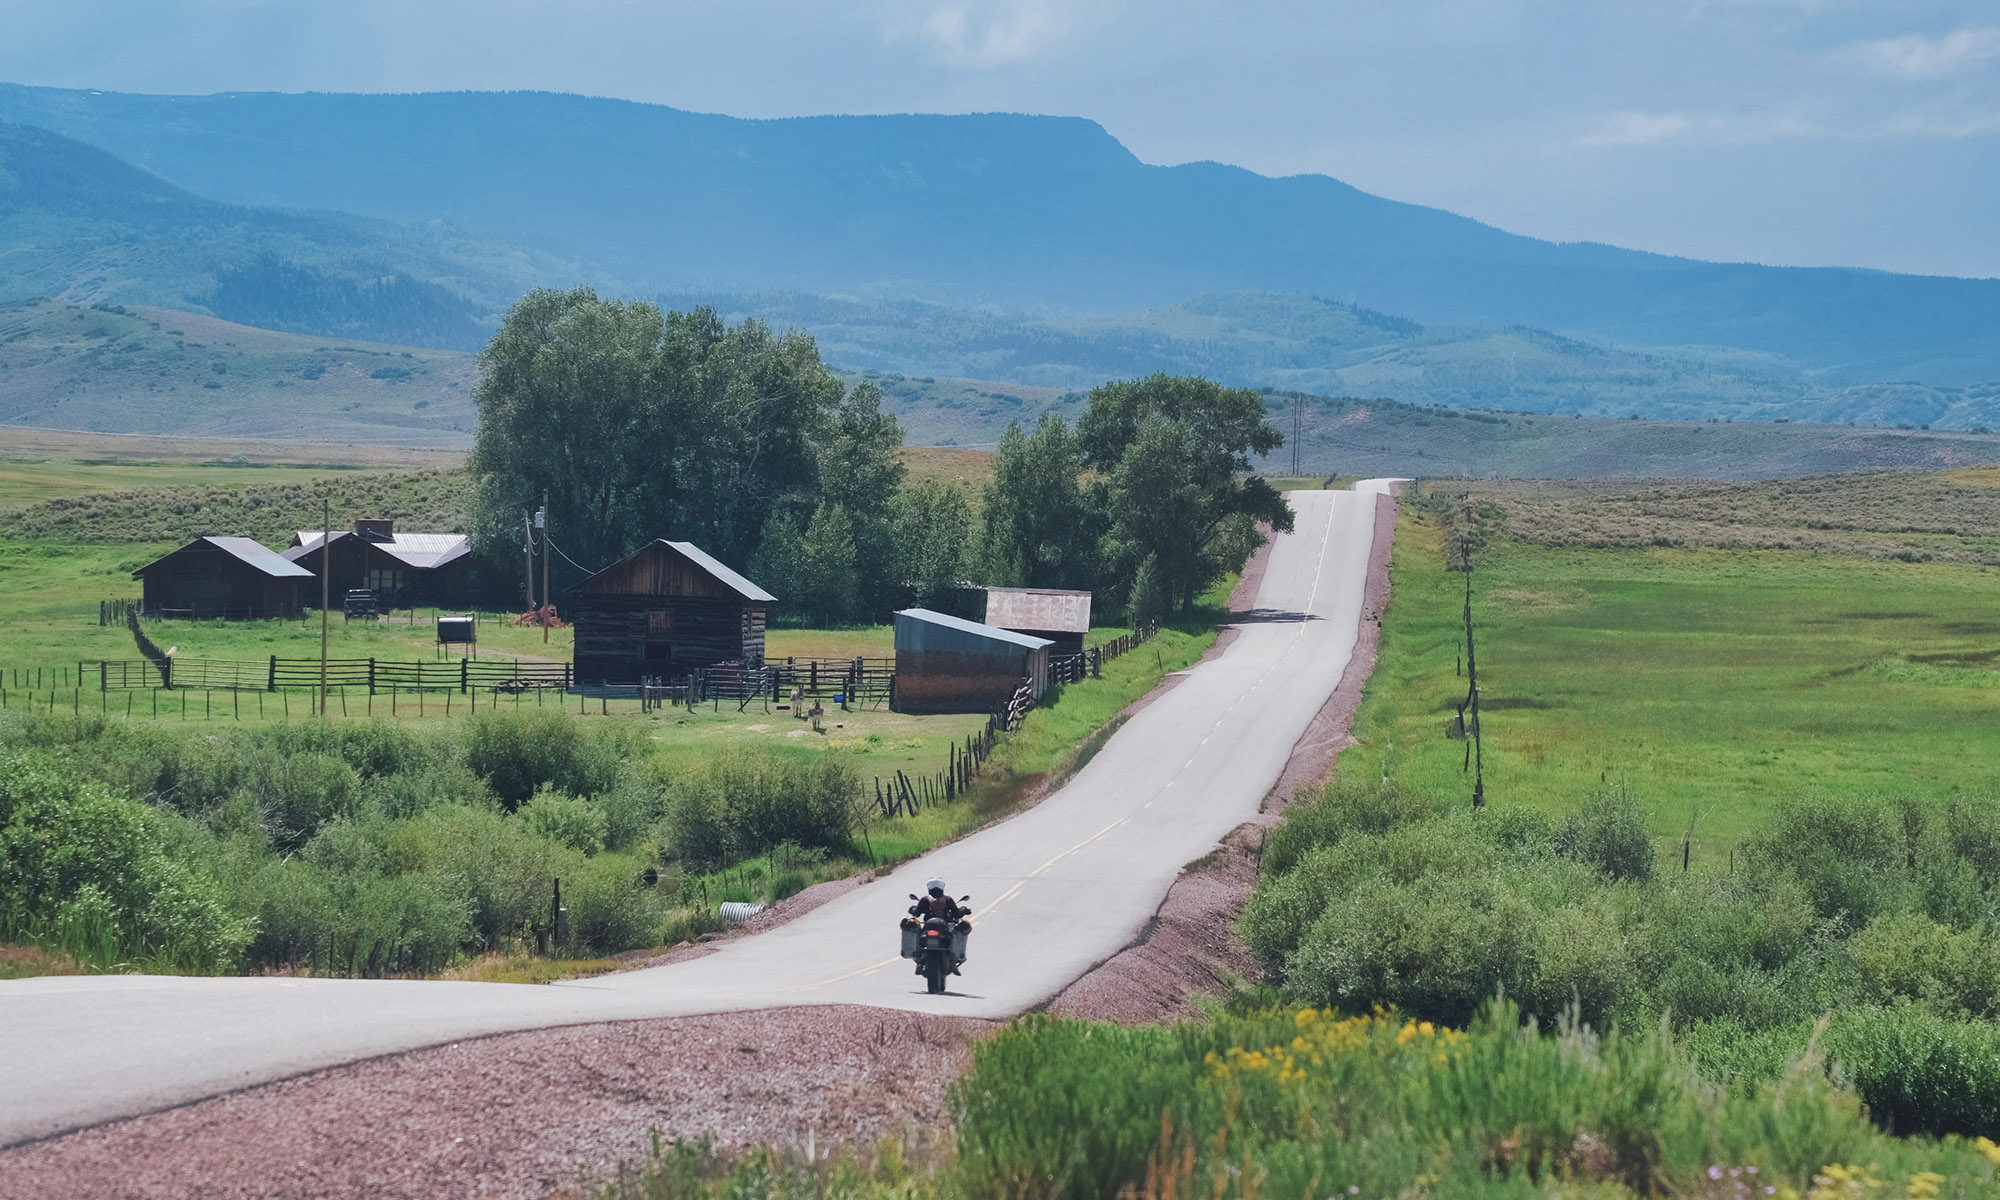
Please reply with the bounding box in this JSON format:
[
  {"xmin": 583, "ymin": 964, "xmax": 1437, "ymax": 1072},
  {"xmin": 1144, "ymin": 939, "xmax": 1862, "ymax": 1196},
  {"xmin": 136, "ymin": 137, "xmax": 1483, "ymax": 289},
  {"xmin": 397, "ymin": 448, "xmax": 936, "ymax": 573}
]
[{"xmin": 1359, "ymin": 485, "xmax": 2000, "ymax": 849}]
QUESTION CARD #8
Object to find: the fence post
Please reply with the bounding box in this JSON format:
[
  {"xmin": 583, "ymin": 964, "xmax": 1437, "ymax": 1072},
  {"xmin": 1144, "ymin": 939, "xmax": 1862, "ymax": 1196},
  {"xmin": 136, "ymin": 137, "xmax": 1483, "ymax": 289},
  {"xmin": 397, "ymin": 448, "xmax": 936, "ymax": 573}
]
[
  {"xmin": 368, "ymin": 659, "xmax": 376, "ymax": 696},
  {"xmin": 460, "ymin": 658, "xmax": 469, "ymax": 694},
  {"xmin": 268, "ymin": 655, "xmax": 277, "ymax": 692}
]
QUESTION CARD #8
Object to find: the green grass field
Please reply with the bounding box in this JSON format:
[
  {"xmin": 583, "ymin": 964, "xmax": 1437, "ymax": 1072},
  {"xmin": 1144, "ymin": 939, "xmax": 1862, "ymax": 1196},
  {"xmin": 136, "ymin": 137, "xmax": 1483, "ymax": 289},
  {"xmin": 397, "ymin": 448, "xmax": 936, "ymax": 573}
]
[{"xmin": 1355, "ymin": 502, "xmax": 2000, "ymax": 851}]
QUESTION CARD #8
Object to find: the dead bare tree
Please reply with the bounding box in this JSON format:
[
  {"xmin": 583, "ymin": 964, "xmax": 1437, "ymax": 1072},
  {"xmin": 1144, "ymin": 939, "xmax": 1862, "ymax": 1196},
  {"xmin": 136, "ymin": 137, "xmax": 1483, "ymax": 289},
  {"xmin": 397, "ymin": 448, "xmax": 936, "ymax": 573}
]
[{"xmin": 1445, "ymin": 497, "xmax": 1487, "ymax": 809}]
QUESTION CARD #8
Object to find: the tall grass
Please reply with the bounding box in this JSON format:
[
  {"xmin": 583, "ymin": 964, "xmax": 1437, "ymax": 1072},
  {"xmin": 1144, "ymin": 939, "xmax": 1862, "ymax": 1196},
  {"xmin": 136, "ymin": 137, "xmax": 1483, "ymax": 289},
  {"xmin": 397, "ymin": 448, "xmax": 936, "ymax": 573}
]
[{"xmin": 948, "ymin": 1004, "xmax": 2000, "ymax": 1200}]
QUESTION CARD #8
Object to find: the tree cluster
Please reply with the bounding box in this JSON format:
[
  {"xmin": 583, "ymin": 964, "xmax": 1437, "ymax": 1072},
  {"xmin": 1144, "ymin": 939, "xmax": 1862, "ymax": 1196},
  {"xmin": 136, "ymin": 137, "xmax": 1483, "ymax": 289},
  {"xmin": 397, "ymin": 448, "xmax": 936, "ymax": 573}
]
[
  {"xmin": 469, "ymin": 288, "xmax": 964, "ymax": 624},
  {"xmin": 978, "ymin": 374, "xmax": 1292, "ymax": 619},
  {"xmin": 470, "ymin": 292, "xmax": 1289, "ymax": 626}
]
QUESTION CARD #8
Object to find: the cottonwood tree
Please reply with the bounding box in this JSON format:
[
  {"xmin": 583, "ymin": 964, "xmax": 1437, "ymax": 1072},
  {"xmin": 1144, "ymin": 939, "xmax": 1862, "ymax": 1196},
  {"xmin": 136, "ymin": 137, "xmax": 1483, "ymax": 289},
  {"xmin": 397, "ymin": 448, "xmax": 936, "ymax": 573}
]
[
  {"xmin": 467, "ymin": 288, "xmax": 897, "ymax": 600},
  {"xmin": 893, "ymin": 479, "xmax": 973, "ymax": 611},
  {"xmin": 1081, "ymin": 374, "xmax": 1292, "ymax": 614},
  {"xmin": 978, "ymin": 414, "xmax": 1099, "ymax": 590}
]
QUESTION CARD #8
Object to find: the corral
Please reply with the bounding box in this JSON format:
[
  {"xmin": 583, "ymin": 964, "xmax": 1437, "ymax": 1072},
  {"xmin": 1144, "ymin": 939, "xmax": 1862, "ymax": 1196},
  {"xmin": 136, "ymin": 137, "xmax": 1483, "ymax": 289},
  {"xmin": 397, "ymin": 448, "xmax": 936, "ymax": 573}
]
[
  {"xmin": 570, "ymin": 541, "xmax": 775, "ymax": 685},
  {"xmin": 892, "ymin": 608, "xmax": 1053, "ymax": 715}
]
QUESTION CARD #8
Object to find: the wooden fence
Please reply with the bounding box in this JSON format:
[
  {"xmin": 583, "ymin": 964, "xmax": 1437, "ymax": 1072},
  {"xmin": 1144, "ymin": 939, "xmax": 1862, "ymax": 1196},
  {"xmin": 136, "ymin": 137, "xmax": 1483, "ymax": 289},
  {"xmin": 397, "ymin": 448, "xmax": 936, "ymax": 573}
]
[
  {"xmin": 768, "ymin": 657, "xmax": 895, "ymax": 703},
  {"xmin": 69, "ymin": 656, "xmax": 573, "ymax": 694}
]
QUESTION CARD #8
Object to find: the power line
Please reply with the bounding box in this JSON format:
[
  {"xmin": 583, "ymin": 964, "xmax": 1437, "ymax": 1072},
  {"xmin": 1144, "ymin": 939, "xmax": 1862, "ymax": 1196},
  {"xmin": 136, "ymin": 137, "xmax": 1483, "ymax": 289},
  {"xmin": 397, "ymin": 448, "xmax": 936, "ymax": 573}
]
[{"xmin": 544, "ymin": 534, "xmax": 612, "ymax": 577}]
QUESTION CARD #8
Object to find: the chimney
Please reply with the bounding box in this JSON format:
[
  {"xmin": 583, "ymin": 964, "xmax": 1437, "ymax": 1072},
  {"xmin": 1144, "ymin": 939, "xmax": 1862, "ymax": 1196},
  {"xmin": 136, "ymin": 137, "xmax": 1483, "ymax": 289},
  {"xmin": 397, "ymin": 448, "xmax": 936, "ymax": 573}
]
[{"xmin": 354, "ymin": 518, "xmax": 395, "ymax": 543}]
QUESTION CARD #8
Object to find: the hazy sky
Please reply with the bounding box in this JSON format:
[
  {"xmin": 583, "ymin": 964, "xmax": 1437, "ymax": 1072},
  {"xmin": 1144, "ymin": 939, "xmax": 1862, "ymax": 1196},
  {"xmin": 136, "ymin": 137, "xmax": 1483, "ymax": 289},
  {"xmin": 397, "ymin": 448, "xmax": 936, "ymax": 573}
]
[{"xmin": 4, "ymin": 1, "xmax": 1996, "ymax": 278}]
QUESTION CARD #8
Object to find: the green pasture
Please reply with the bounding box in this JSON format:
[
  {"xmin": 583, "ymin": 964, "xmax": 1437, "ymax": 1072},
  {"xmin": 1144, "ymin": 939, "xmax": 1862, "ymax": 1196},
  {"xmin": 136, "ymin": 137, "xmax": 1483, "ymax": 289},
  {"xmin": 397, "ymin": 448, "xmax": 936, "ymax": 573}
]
[
  {"xmin": 1358, "ymin": 511, "xmax": 2000, "ymax": 850},
  {"xmin": 0, "ymin": 538, "xmax": 575, "ymax": 666},
  {"xmin": 0, "ymin": 456, "xmax": 391, "ymax": 510}
]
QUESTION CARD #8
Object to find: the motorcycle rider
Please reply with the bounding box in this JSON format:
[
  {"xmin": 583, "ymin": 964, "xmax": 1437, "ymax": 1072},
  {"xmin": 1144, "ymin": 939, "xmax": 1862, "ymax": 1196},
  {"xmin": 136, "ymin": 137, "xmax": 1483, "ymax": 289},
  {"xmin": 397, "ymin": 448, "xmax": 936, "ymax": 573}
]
[{"xmin": 909, "ymin": 878, "xmax": 965, "ymax": 975}]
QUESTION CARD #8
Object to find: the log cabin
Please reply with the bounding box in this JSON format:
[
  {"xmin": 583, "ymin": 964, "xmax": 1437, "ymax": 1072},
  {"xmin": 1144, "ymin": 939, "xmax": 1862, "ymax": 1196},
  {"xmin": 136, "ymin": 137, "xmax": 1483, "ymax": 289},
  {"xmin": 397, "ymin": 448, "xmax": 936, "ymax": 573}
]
[{"xmin": 570, "ymin": 541, "xmax": 775, "ymax": 684}]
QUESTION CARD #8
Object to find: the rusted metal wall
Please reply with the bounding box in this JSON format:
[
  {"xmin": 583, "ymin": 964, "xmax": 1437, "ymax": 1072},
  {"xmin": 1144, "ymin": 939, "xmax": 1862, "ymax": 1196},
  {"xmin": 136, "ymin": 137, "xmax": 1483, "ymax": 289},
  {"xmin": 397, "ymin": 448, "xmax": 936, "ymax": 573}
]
[{"xmin": 891, "ymin": 609, "xmax": 1053, "ymax": 714}]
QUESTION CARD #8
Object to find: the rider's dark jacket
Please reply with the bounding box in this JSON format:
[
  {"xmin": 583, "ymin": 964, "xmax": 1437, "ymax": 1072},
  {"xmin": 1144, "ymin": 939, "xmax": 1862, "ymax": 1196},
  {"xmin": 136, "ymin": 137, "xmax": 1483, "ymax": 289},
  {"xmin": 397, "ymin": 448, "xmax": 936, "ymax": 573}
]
[{"xmin": 910, "ymin": 893, "xmax": 964, "ymax": 923}]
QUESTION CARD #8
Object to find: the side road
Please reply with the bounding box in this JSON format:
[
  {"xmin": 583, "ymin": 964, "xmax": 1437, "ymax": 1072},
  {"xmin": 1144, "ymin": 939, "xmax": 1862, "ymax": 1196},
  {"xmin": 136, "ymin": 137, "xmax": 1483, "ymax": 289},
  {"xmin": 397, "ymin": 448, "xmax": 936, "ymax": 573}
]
[{"xmin": 0, "ymin": 482, "xmax": 1399, "ymax": 1149}]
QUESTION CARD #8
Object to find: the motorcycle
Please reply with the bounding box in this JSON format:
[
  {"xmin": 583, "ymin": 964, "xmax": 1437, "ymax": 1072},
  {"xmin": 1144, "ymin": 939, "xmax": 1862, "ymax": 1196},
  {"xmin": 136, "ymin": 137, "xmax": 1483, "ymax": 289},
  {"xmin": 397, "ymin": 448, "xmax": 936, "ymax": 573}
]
[{"xmin": 900, "ymin": 893, "xmax": 971, "ymax": 994}]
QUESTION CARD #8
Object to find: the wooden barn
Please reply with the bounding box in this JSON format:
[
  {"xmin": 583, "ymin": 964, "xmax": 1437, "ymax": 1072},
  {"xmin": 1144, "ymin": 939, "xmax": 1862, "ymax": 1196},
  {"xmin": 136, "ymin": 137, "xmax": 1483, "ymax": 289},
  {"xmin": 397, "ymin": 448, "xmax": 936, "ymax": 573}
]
[
  {"xmin": 285, "ymin": 520, "xmax": 489, "ymax": 609},
  {"xmin": 133, "ymin": 536, "xmax": 313, "ymax": 619},
  {"xmin": 892, "ymin": 608, "xmax": 1053, "ymax": 715},
  {"xmin": 983, "ymin": 587, "xmax": 1092, "ymax": 655},
  {"xmin": 570, "ymin": 541, "xmax": 775, "ymax": 684}
]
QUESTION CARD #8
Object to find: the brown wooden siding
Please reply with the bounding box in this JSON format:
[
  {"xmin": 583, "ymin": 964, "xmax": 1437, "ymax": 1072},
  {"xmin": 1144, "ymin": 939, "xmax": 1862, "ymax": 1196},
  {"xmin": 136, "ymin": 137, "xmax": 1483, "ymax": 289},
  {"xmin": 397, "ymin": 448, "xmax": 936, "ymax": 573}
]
[
  {"xmin": 572, "ymin": 594, "xmax": 767, "ymax": 683},
  {"xmin": 138, "ymin": 546, "xmax": 305, "ymax": 619}
]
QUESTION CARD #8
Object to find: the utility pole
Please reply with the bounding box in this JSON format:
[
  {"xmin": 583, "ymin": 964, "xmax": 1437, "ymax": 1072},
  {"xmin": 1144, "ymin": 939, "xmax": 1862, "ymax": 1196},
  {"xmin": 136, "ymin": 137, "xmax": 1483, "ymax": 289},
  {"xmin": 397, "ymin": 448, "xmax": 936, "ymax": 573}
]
[
  {"xmin": 319, "ymin": 496, "xmax": 330, "ymax": 718},
  {"xmin": 1466, "ymin": 561, "xmax": 1484, "ymax": 808},
  {"xmin": 538, "ymin": 492, "xmax": 550, "ymax": 644},
  {"xmin": 1292, "ymin": 395, "xmax": 1303, "ymax": 476},
  {"xmin": 523, "ymin": 512, "xmax": 536, "ymax": 612}
]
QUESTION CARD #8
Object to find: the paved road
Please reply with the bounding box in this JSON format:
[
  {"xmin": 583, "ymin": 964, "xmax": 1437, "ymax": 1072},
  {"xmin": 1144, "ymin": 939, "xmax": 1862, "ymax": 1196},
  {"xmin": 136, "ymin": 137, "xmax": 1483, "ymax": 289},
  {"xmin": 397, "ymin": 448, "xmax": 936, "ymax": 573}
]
[{"xmin": 0, "ymin": 481, "xmax": 1396, "ymax": 1148}]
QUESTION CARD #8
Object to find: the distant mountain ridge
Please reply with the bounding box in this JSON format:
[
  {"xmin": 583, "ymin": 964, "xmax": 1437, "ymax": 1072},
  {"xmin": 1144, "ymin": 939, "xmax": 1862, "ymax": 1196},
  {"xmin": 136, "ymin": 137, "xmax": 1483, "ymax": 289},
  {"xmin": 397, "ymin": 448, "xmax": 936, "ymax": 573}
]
[
  {"xmin": 1, "ymin": 83, "xmax": 1995, "ymax": 385},
  {"xmin": 0, "ymin": 119, "xmax": 572, "ymax": 348}
]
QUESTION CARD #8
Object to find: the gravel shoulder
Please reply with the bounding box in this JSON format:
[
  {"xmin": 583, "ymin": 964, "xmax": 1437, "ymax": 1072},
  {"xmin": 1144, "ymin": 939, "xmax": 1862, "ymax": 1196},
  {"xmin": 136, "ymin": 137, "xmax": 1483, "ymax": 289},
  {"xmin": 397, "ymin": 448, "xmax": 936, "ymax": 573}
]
[{"xmin": 0, "ymin": 490, "xmax": 1396, "ymax": 1199}]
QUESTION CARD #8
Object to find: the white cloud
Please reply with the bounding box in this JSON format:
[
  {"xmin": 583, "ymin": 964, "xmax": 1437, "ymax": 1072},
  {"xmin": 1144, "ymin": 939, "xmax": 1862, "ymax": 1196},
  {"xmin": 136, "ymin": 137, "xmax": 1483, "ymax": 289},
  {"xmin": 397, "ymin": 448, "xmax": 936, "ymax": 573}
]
[
  {"xmin": 1578, "ymin": 111, "xmax": 1695, "ymax": 147},
  {"xmin": 1862, "ymin": 26, "xmax": 2000, "ymax": 78},
  {"xmin": 888, "ymin": 0, "xmax": 1086, "ymax": 69}
]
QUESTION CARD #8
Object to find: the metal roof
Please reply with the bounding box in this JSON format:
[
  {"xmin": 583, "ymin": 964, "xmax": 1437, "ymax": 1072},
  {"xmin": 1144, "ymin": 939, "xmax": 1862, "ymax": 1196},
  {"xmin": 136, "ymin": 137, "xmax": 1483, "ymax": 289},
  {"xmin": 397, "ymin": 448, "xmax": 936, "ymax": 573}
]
[
  {"xmin": 135, "ymin": 536, "xmax": 313, "ymax": 579},
  {"xmin": 289, "ymin": 530, "xmax": 472, "ymax": 571},
  {"xmin": 663, "ymin": 541, "xmax": 777, "ymax": 602},
  {"xmin": 895, "ymin": 608, "xmax": 1054, "ymax": 650},
  {"xmin": 984, "ymin": 587, "xmax": 1093, "ymax": 634}
]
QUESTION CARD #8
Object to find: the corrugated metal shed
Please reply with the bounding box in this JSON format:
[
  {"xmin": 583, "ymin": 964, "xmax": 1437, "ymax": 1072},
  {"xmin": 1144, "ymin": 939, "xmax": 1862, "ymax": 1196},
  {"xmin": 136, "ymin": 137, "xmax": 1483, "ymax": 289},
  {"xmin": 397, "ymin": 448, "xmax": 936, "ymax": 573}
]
[
  {"xmin": 895, "ymin": 608, "xmax": 1054, "ymax": 652},
  {"xmin": 984, "ymin": 588, "xmax": 1092, "ymax": 634},
  {"xmin": 893, "ymin": 609, "xmax": 1053, "ymax": 714}
]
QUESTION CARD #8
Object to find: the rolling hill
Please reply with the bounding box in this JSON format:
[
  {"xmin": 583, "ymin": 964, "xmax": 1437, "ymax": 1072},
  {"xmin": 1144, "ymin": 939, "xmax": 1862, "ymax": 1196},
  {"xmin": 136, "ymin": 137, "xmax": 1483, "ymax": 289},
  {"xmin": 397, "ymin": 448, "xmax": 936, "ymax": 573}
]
[
  {"xmin": 691, "ymin": 290, "xmax": 2000, "ymax": 430},
  {"xmin": 0, "ymin": 299, "xmax": 477, "ymax": 443},
  {"xmin": 1, "ymin": 84, "xmax": 1995, "ymax": 386},
  {"xmin": 0, "ymin": 120, "xmax": 574, "ymax": 349}
]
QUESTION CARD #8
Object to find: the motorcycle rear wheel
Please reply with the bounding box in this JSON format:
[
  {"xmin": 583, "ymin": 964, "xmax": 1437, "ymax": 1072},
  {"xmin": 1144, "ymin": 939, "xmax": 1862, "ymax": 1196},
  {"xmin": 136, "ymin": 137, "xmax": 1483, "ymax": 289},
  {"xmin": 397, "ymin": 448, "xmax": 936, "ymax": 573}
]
[{"xmin": 924, "ymin": 956, "xmax": 946, "ymax": 994}]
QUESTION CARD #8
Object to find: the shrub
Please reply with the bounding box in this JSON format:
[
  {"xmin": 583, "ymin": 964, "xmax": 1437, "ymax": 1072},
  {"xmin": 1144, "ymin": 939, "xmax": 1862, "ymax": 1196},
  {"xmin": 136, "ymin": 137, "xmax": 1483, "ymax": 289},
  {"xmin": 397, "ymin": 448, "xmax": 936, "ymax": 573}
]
[
  {"xmin": 383, "ymin": 805, "xmax": 574, "ymax": 947},
  {"xmin": 661, "ymin": 749, "xmax": 859, "ymax": 867},
  {"xmin": 561, "ymin": 852, "xmax": 665, "ymax": 954},
  {"xmin": 1557, "ymin": 790, "xmax": 1656, "ymax": 881},
  {"xmin": 463, "ymin": 710, "xmax": 623, "ymax": 808},
  {"xmin": 371, "ymin": 760, "xmax": 496, "ymax": 819},
  {"xmin": 240, "ymin": 749, "xmax": 362, "ymax": 850},
  {"xmin": 1741, "ymin": 795, "xmax": 1907, "ymax": 922},
  {"xmin": 0, "ymin": 751, "xmax": 249, "ymax": 971},
  {"xmin": 1258, "ymin": 776, "xmax": 1447, "ymax": 877},
  {"xmin": 520, "ymin": 788, "xmax": 609, "ymax": 855},
  {"xmin": 1823, "ymin": 1006, "xmax": 2000, "ymax": 1138},
  {"xmin": 1691, "ymin": 1008, "xmax": 2000, "ymax": 1139},
  {"xmin": 1849, "ymin": 911, "xmax": 2000, "ymax": 1018}
]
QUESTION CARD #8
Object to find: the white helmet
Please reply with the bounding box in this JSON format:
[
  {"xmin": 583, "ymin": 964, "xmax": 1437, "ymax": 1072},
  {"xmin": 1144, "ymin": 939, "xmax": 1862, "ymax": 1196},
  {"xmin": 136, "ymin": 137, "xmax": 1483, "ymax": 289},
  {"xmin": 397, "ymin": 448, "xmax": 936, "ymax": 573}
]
[{"xmin": 926, "ymin": 877, "xmax": 945, "ymax": 894}]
